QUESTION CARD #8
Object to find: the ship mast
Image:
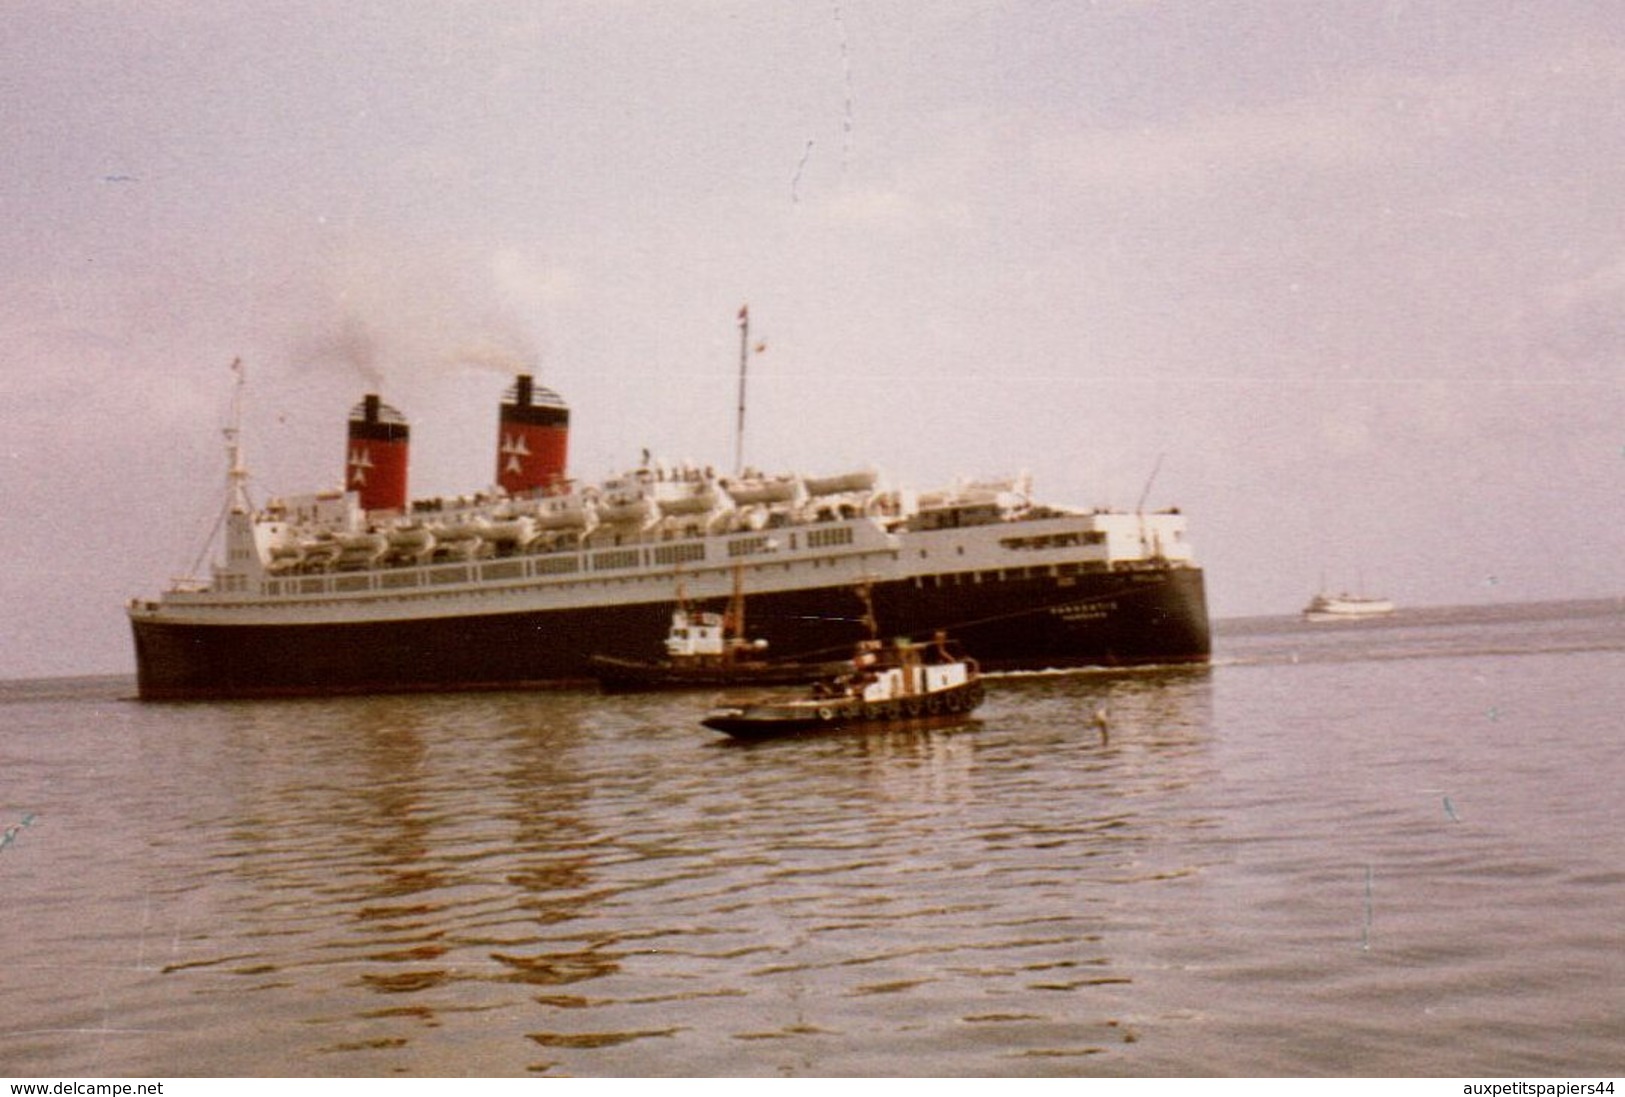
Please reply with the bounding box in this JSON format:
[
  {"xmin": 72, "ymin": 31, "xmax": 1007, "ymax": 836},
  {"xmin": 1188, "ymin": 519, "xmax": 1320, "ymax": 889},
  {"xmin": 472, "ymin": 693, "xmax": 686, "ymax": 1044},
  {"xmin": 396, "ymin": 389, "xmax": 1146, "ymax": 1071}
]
[
  {"xmin": 727, "ymin": 306, "xmax": 759, "ymax": 639},
  {"xmin": 184, "ymin": 358, "xmax": 251, "ymax": 583},
  {"xmin": 1134, "ymin": 451, "xmax": 1164, "ymax": 558},
  {"xmin": 733, "ymin": 304, "xmax": 749, "ymax": 476},
  {"xmin": 225, "ymin": 357, "xmax": 251, "ymax": 515}
]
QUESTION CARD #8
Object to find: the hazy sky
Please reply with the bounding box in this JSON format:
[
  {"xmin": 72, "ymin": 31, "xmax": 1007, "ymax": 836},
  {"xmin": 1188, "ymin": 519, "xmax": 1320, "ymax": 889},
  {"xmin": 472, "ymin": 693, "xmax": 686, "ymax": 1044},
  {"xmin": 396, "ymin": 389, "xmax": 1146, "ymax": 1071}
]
[{"xmin": 3, "ymin": 2, "xmax": 1621, "ymax": 678}]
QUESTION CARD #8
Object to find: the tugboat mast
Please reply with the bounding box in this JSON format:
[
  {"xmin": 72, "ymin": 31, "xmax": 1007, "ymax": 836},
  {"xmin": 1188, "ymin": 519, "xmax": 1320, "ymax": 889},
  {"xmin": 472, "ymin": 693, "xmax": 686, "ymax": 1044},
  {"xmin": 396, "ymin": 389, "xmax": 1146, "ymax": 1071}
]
[{"xmin": 733, "ymin": 304, "xmax": 749, "ymax": 476}]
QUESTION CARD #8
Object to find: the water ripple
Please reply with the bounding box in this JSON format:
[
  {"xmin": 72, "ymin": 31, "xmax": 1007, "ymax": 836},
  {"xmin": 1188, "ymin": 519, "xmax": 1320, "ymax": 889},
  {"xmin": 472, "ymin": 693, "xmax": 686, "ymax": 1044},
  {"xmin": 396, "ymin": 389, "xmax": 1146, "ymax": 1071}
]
[{"xmin": 7, "ymin": 610, "xmax": 1625, "ymax": 1074}]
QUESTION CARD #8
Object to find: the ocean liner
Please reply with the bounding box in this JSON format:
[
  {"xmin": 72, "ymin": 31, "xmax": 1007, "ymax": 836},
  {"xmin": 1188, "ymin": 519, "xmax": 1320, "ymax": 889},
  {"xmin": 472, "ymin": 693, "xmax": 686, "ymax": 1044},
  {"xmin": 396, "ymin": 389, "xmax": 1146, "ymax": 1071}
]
[{"xmin": 129, "ymin": 359, "xmax": 1210, "ymax": 700}]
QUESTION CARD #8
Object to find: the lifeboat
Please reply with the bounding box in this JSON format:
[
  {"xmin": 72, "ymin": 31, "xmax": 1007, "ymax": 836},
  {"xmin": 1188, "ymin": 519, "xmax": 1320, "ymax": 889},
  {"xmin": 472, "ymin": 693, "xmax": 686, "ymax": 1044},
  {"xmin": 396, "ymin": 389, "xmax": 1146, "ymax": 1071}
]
[
  {"xmin": 383, "ymin": 524, "xmax": 436, "ymax": 565},
  {"xmin": 433, "ymin": 520, "xmax": 483, "ymax": 543},
  {"xmin": 266, "ymin": 544, "xmax": 304, "ymax": 574},
  {"xmin": 534, "ymin": 492, "xmax": 596, "ymax": 530},
  {"xmin": 337, "ymin": 531, "xmax": 387, "ymax": 552},
  {"xmin": 656, "ymin": 480, "xmax": 722, "ymax": 516},
  {"xmin": 731, "ymin": 506, "xmax": 771, "ymax": 532},
  {"xmin": 723, "ymin": 475, "xmax": 799, "ymax": 506},
  {"xmin": 432, "ymin": 537, "xmax": 481, "ymax": 561},
  {"xmin": 387, "ymin": 524, "xmax": 435, "ymax": 552},
  {"xmin": 480, "ymin": 515, "xmax": 537, "ymax": 547},
  {"xmin": 297, "ymin": 535, "xmax": 343, "ymax": 570},
  {"xmin": 598, "ymin": 490, "xmax": 659, "ymax": 527},
  {"xmin": 804, "ymin": 469, "xmax": 877, "ymax": 497},
  {"xmin": 335, "ymin": 531, "xmax": 389, "ymax": 569}
]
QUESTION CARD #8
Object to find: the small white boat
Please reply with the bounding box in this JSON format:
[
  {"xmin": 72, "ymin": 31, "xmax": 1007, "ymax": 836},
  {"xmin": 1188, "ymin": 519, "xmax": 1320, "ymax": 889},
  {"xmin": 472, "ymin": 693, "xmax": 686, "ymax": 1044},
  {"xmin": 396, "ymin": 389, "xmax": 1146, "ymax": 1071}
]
[{"xmin": 1303, "ymin": 592, "xmax": 1396, "ymax": 621}]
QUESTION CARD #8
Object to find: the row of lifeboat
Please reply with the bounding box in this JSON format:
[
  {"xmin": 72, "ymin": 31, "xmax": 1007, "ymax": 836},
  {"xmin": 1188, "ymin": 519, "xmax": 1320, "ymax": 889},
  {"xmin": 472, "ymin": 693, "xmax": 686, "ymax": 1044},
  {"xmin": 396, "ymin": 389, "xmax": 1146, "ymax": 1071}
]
[
  {"xmin": 526, "ymin": 466, "xmax": 854, "ymax": 531},
  {"xmin": 267, "ymin": 521, "xmax": 538, "ymax": 573},
  {"xmin": 264, "ymin": 467, "xmax": 884, "ymax": 574}
]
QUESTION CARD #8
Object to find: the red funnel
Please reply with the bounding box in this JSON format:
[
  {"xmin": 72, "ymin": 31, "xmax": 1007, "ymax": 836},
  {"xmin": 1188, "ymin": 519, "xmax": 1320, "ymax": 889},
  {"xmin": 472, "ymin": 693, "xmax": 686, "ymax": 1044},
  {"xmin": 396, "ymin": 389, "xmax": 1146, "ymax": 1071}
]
[
  {"xmin": 346, "ymin": 394, "xmax": 409, "ymax": 513},
  {"xmin": 496, "ymin": 374, "xmax": 569, "ymax": 495}
]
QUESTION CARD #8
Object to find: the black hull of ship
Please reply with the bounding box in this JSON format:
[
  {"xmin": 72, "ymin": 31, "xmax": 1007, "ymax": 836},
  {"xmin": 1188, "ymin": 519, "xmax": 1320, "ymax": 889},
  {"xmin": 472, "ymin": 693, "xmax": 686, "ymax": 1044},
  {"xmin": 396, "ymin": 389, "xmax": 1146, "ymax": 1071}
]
[{"xmin": 130, "ymin": 566, "xmax": 1210, "ymax": 700}]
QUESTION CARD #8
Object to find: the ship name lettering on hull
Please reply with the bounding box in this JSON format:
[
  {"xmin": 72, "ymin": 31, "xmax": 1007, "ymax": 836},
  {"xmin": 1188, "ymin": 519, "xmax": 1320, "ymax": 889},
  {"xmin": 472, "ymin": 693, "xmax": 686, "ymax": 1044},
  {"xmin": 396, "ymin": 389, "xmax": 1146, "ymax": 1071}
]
[{"xmin": 1051, "ymin": 600, "xmax": 1116, "ymax": 622}]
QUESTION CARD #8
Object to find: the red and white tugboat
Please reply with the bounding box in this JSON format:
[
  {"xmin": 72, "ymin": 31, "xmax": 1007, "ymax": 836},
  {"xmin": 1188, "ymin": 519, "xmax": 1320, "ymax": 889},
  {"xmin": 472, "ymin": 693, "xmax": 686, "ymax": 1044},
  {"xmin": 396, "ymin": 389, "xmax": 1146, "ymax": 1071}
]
[{"xmin": 701, "ymin": 632, "xmax": 985, "ymax": 740}]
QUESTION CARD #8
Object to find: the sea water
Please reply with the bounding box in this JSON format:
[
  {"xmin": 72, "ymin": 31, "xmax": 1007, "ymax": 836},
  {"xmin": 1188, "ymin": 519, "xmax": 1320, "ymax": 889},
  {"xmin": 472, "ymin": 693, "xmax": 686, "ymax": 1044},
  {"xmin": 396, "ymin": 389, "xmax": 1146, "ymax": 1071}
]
[{"xmin": 2, "ymin": 599, "xmax": 1621, "ymax": 1077}]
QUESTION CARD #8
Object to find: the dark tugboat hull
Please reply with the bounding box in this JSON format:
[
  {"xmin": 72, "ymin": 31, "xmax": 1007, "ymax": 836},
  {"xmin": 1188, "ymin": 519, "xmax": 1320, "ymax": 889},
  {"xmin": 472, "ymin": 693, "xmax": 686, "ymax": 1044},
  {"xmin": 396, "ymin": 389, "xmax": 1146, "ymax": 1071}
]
[{"xmin": 702, "ymin": 678, "xmax": 987, "ymax": 740}]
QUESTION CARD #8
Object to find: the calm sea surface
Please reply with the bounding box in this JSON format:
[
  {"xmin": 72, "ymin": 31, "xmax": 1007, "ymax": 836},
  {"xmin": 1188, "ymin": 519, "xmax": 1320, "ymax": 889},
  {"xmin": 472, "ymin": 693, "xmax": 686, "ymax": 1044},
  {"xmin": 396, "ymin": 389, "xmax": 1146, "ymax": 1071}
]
[{"xmin": 3, "ymin": 599, "xmax": 1622, "ymax": 1077}]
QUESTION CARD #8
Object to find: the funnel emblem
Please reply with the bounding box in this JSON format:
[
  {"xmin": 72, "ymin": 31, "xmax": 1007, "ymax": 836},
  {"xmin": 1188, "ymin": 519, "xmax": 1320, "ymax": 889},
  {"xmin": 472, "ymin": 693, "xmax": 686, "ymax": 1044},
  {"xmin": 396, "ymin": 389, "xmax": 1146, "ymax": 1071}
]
[
  {"xmin": 500, "ymin": 432, "xmax": 532, "ymax": 476},
  {"xmin": 348, "ymin": 445, "xmax": 375, "ymax": 487}
]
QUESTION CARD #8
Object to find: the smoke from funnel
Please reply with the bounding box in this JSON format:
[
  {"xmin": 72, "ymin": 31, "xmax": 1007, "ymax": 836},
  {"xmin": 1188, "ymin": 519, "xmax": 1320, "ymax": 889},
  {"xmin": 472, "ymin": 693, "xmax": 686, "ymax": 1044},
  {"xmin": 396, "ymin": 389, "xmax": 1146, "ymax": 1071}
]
[
  {"xmin": 447, "ymin": 339, "xmax": 536, "ymax": 377},
  {"xmin": 287, "ymin": 239, "xmax": 557, "ymax": 397}
]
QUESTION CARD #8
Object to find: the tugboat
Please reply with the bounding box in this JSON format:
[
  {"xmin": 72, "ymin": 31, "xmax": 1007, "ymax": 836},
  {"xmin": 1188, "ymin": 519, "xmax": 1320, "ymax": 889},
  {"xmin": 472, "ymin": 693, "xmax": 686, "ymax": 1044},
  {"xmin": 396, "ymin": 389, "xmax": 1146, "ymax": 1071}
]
[
  {"xmin": 590, "ymin": 570, "xmax": 850, "ymax": 692},
  {"xmin": 701, "ymin": 632, "xmax": 985, "ymax": 740},
  {"xmin": 589, "ymin": 605, "xmax": 848, "ymax": 692}
]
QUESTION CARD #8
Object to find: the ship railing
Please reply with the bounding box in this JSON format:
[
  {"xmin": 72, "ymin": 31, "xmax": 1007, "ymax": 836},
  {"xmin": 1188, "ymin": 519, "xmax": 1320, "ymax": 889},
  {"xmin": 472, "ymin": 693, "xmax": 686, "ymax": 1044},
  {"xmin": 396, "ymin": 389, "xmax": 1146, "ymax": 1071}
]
[{"xmin": 253, "ymin": 509, "xmax": 904, "ymax": 600}]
